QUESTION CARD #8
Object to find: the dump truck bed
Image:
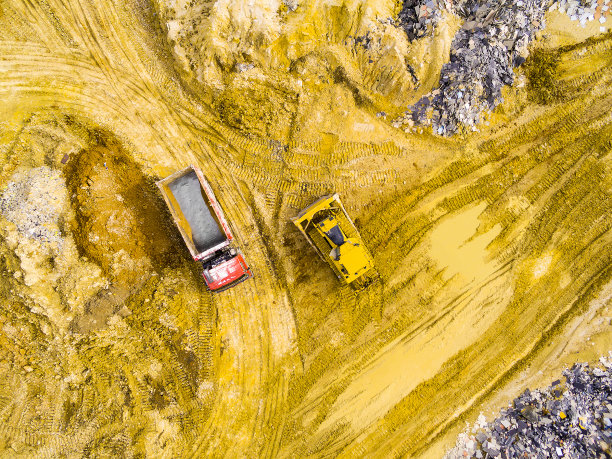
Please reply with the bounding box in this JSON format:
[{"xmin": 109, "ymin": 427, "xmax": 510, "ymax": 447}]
[{"xmin": 157, "ymin": 166, "xmax": 232, "ymax": 260}]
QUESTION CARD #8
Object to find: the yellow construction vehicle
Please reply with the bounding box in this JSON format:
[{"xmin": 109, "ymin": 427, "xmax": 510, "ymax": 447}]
[{"xmin": 292, "ymin": 194, "xmax": 376, "ymax": 287}]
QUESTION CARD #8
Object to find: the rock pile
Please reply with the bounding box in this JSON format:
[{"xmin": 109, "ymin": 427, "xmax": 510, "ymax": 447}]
[
  {"xmin": 403, "ymin": 0, "xmax": 550, "ymax": 136},
  {"xmin": 395, "ymin": 0, "xmax": 609, "ymax": 135},
  {"xmin": 445, "ymin": 354, "xmax": 612, "ymax": 458},
  {"xmin": 396, "ymin": 0, "xmax": 444, "ymax": 41}
]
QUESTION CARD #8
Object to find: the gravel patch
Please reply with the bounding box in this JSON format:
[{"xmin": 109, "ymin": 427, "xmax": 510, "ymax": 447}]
[{"xmin": 445, "ymin": 353, "xmax": 612, "ymax": 458}]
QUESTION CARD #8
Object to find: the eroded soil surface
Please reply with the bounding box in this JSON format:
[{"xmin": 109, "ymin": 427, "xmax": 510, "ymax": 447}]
[{"xmin": 0, "ymin": 0, "xmax": 610, "ymax": 457}]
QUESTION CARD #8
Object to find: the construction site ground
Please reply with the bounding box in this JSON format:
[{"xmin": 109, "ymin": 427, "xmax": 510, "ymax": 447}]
[{"xmin": 0, "ymin": 1, "xmax": 610, "ymax": 457}]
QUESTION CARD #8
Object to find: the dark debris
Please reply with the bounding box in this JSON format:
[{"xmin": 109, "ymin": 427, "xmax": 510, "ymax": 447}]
[
  {"xmin": 406, "ymin": 0, "xmax": 551, "ymax": 136},
  {"xmin": 446, "ymin": 355, "xmax": 612, "ymax": 458}
]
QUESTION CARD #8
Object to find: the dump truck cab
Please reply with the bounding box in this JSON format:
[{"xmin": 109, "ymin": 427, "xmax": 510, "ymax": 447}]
[
  {"xmin": 292, "ymin": 194, "xmax": 376, "ymax": 287},
  {"xmin": 201, "ymin": 248, "xmax": 250, "ymax": 291}
]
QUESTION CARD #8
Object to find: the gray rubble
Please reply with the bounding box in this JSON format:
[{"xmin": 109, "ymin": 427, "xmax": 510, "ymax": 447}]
[
  {"xmin": 395, "ymin": 0, "xmax": 609, "ymax": 136},
  {"xmin": 396, "ymin": 0, "xmax": 445, "ymax": 41},
  {"xmin": 405, "ymin": 0, "xmax": 551, "ymax": 136},
  {"xmin": 445, "ymin": 353, "xmax": 612, "ymax": 458}
]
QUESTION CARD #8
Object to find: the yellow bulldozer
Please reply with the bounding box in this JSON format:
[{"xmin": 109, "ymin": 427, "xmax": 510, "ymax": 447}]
[{"xmin": 292, "ymin": 194, "xmax": 377, "ymax": 288}]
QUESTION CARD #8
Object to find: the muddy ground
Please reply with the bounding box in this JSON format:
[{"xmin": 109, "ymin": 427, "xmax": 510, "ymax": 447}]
[{"xmin": 0, "ymin": 0, "xmax": 610, "ymax": 457}]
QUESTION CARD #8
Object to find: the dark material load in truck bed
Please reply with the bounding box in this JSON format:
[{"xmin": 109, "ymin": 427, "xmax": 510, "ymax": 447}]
[{"xmin": 167, "ymin": 170, "xmax": 226, "ymax": 253}]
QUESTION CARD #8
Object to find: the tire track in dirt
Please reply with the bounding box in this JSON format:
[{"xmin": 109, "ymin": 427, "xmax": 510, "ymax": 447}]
[
  {"xmin": 1, "ymin": 1, "xmax": 611, "ymax": 457},
  {"xmin": 1, "ymin": 1, "xmax": 301, "ymax": 456}
]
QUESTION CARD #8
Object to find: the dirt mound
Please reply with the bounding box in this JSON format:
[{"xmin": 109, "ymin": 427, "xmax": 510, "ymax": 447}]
[{"xmin": 64, "ymin": 141, "xmax": 188, "ymax": 284}]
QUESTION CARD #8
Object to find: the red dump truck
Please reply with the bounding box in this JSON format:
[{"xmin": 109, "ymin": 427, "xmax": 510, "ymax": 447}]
[{"xmin": 157, "ymin": 165, "xmax": 252, "ymax": 292}]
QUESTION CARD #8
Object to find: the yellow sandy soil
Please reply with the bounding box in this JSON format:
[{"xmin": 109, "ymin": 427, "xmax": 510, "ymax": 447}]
[{"xmin": 0, "ymin": 0, "xmax": 610, "ymax": 457}]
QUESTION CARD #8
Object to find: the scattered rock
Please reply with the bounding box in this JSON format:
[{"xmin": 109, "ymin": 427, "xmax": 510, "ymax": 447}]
[
  {"xmin": 0, "ymin": 167, "xmax": 68, "ymax": 252},
  {"xmin": 445, "ymin": 353, "xmax": 612, "ymax": 458},
  {"xmin": 396, "ymin": 0, "xmax": 610, "ymax": 136}
]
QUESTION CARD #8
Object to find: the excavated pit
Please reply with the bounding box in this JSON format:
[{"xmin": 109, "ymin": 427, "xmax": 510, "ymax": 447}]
[
  {"xmin": 61, "ymin": 139, "xmax": 203, "ymax": 334},
  {"xmin": 63, "ymin": 141, "xmax": 190, "ymax": 278}
]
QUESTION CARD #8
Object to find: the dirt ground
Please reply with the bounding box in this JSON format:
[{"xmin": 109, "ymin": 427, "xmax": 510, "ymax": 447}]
[{"xmin": 0, "ymin": 0, "xmax": 610, "ymax": 457}]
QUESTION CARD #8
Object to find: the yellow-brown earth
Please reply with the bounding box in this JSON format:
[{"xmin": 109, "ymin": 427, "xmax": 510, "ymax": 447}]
[{"xmin": 0, "ymin": 0, "xmax": 610, "ymax": 457}]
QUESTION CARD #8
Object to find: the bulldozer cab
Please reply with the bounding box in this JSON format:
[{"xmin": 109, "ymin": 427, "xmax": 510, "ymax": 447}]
[{"xmin": 317, "ymin": 217, "xmax": 345, "ymax": 247}]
